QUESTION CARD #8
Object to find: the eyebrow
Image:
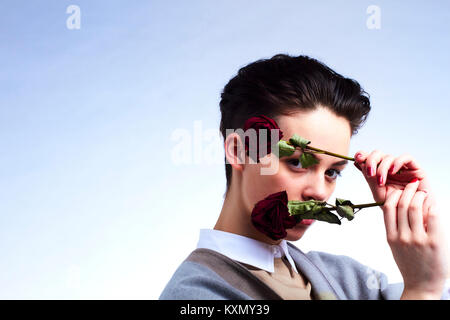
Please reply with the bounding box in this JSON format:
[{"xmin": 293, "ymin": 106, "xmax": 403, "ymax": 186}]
[
  {"xmin": 331, "ymin": 159, "xmax": 348, "ymax": 166},
  {"xmin": 295, "ymin": 151, "xmax": 348, "ymax": 167}
]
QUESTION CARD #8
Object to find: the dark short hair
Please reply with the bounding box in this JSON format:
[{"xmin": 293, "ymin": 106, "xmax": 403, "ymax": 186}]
[{"xmin": 219, "ymin": 53, "xmax": 371, "ymax": 196}]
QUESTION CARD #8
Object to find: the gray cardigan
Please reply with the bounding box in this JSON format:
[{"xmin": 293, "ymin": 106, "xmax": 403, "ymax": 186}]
[{"xmin": 159, "ymin": 243, "xmax": 405, "ymax": 300}]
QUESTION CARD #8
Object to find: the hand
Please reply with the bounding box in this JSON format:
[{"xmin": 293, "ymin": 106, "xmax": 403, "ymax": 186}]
[
  {"xmin": 353, "ymin": 150, "xmax": 436, "ymax": 219},
  {"xmin": 382, "ymin": 180, "xmax": 448, "ymax": 299}
]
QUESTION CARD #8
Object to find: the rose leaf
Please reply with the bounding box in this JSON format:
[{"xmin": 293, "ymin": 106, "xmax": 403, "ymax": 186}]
[
  {"xmin": 276, "ymin": 140, "xmax": 296, "ymax": 158},
  {"xmin": 289, "ymin": 134, "xmax": 311, "ymax": 149},
  {"xmin": 300, "ymin": 152, "xmax": 319, "ymax": 168},
  {"xmin": 335, "ymin": 198, "xmax": 354, "ymax": 207},
  {"xmin": 336, "ymin": 205, "xmax": 355, "ymax": 221}
]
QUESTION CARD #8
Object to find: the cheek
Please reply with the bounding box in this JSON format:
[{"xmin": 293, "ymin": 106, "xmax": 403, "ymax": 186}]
[{"xmin": 242, "ymin": 161, "xmax": 293, "ymax": 212}]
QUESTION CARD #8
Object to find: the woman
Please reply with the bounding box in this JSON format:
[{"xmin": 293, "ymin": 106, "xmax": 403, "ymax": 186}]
[{"xmin": 160, "ymin": 54, "xmax": 449, "ymax": 300}]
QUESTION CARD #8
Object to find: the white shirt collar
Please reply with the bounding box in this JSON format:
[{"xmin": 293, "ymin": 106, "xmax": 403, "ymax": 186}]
[{"xmin": 196, "ymin": 228, "xmax": 299, "ymax": 274}]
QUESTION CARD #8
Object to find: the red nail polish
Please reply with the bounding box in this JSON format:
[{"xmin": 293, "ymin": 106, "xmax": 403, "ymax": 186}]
[
  {"xmin": 410, "ymin": 178, "xmax": 418, "ymax": 183},
  {"xmin": 378, "ymin": 175, "xmax": 383, "ymax": 185},
  {"xmin": 388, "ymin": 167, "xmax": 394, "ymax": 174}
]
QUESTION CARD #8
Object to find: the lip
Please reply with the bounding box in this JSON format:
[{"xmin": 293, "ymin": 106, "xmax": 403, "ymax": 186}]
[{"xmin": 298, "ymin": 219, "xmax": 315, "ymax": 226}]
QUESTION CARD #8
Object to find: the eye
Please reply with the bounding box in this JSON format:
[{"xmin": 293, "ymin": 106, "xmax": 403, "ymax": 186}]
[
  {"xmin": 287, "ymin": 158, "xmax": 303, "ymax": 170},
  {"xmin": 326, "ymin": 169, "xmax": 342, "ymax": 180},
  {"xmin": 288, "ymin": 158, "xmax": 343, "ymax": 179}
]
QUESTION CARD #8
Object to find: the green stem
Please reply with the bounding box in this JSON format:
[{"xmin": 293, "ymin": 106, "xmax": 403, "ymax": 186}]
[
  {"xmin": 305, "ymin": 146, "xmax": 402, "ymax": 175},
  {"xmin": 328, "ymin": 201, "xmax": 385, "ymax": 210},
  {"xmin": 351, "ymin": 201, "xmax": 385, "ymax": 209},
  {"xmin": 305, "ymin": 145, "xmax": 355, "ymax": 161},
  {"xmin": 286, "ymin": 138, "xmax": 403, "ymax": 175},
  {"xmin": 300, "ymin": 145, "xmax": 402, "ymax": 175},
  {"xmin": 286, "ymin": 140, "xmax": 355, "ymax": 161}
]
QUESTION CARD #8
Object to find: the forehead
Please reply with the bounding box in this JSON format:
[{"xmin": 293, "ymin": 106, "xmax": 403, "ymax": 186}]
[{"xmin": 275, "ymin": 107, "xmax": 352, "ymax": 161}]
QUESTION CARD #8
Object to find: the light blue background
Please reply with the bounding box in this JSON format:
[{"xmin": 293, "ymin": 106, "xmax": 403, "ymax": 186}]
[{"xmin": 1, "ymin": 1, "xmax": 449, "ymax": 299}]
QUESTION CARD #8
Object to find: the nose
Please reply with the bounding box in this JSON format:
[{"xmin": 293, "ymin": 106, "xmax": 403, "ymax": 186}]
[{"xmin": 300, "ymin": 172, "xmax": 329, "ymax": 202}]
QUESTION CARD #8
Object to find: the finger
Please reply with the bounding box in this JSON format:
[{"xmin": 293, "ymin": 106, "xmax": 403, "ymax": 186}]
[
  {"xmin": 425, "ymin": 204, "xmax": 441, "ymax": 236},
  {"xmin": 408, "ymin": 190, "xmax": 427, "ymax": 236},
  {"xmin": 354, "ymin": 150, "xmax": 369, "ymax": 164},
  {"xmin": 422, "ymin": 191, "xmax": 434, "ymax": 224},
  {"xmin": 355, "ymin": 160, "xmax": 385, "ymax": 203},
  {"xmin": 365, "ymin": 150, "xmax": 384, "ymax": 178},
  {"xmin": 382, "ymin": 188, "xmax": 402, "ymax": 237},
  {"xmin": 354, "ymin": 161, "xmax": 363, "ymax": 172},
  {"xmin": 397, "ymin": 178, "xmax": 421, "ymax": 234},
  {"xmin": 376, "ymin": 154, "xmax": 396, "ymax": 187},
  {"xmin": 389, "ymin": 153, "xmax": 422, "ymax": 175}
]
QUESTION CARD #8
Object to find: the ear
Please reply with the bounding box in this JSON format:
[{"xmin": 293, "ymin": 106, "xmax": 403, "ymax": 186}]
[{"xmin": 224, "ymin": 133, "xmax": 246, "ymax": 172}]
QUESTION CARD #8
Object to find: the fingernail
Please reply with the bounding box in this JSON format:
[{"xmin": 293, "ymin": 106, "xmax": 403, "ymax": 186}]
[
  {"xmin": 410, "ymin": 178, "xmax": 418, "ymax": 183},
  {"xmin": 377, "ymin": 175, "xmax": 383, "ymax": 186},
  {"xmin": 388, "ymin": 166, "xmax": 394, "ymax": 174}
]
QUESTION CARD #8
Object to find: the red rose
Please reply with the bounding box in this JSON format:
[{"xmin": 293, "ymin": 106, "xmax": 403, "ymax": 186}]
[
  {"xmin": 251, "ymin": 191, "xmax": 297, "ymax": 240},
  {"xmin": 243, "ymin": 115, "xmax": 283, "ymax": 163}
]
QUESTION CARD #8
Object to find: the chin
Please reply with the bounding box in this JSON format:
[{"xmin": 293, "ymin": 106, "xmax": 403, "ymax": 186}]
[{"xmin": 284, "ymin": 221, "xmax": 314, "ymax": 241}]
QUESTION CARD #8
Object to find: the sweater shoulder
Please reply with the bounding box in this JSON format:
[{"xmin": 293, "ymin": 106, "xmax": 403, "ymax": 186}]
[
  {"xmin": 159, "ymin": 258, "xmax": 251, "ymax": 300},
  {"xmin": 304, "ymin": 250, "xmax": 402, "ymax": 299},
  {"xmin": 306, "ymin": 250, "xmax": 368, "ymax": 271}
]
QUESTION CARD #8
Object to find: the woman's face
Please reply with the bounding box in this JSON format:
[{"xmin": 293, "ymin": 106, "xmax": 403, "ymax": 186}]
[{"xmin": 241, "ymin": 107, "xmax": 352, "ymax": 241}]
